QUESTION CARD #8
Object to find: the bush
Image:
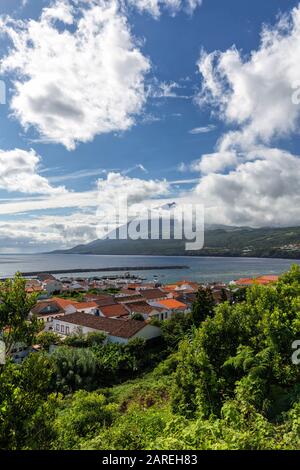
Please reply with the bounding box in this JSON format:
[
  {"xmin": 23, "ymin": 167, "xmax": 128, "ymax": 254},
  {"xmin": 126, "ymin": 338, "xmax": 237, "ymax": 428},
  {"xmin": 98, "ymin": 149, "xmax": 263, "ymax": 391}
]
[
  {"xmin": 53, "ymin": 390, "xmax": 117, "ymax": 449},
  {"xmin": 50, "ymin": 347, "xmax": 98, "ymax": 394}
]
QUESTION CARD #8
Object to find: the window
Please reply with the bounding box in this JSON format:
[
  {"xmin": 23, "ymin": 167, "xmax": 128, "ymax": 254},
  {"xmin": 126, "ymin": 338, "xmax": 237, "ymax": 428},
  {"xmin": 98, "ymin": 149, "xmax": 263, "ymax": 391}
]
[
  {"xmin": 56, "ymin": 324, "xmax": 60, "ymax": 332},
  {"xmin": 66, "ymin": 326, "xmax": 70, "ymax": 335},
  {"xmin": 61, "ymin": 325, "xmax": 65, "ymax": 333}
]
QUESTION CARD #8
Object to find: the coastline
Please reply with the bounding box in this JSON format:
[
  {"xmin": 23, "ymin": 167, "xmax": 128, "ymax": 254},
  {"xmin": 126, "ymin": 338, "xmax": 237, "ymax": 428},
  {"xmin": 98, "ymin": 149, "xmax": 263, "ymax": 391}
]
[{"xmin": 18, "ymin": 265, "xmax": 189, "ymax": 277}]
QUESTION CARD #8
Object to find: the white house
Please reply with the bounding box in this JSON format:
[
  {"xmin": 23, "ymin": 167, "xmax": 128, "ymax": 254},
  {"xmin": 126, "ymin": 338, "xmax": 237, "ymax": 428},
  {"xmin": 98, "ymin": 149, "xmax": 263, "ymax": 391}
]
[
  {"xmin": 30, "ymin": 298, "xmax": 99, "ymax": 331},
  {"xmin": 149, "ymin": 298, "xmax": 189, "ymax": 317},
  {"xmin": 124, "ymin": 301, "xmax": 167, "ymax": 321},
  {"xmin": 53, "ymin": 312, "xmax": 161, "ymax": 344}
]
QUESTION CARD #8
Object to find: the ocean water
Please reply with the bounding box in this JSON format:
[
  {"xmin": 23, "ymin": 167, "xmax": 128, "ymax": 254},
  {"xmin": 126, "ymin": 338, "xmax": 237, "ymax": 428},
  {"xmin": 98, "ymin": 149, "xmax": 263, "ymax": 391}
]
[{"xmin": 0, "ymin": 254, "xmax": 299, "ymax": 283}]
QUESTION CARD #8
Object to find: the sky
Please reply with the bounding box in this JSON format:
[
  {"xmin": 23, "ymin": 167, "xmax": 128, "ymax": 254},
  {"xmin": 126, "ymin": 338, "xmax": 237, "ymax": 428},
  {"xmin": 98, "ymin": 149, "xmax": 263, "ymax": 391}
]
[{"xmin": 0, "ymin": 0, "xmax": 300, "ymax": 252}]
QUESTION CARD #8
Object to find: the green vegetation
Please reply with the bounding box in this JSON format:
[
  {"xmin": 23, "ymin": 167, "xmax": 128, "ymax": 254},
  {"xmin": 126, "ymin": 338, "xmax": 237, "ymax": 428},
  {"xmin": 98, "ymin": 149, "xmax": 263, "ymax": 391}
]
[
  {"xmin": 57, "ymin": 291, "xmax": 85, "ymax": 301},
  {"xmin": 37, "ymin": 331, "xmax": 62, "ymax": 351},
  {"xmin": 1, "ymin": 267, "xmax": 300, "ymax": 449},
  {"xmin": 0, "ymin": 273, "xmax": 42, "ymax": 357},
  {"xmin": 56, "ymin": 225, "xmax": 300, "ymax": 259}
]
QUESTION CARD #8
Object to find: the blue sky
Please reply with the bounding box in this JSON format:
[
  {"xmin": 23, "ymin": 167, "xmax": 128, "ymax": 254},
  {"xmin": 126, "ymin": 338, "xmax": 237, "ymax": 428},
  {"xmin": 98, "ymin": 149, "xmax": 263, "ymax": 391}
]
[{"xmin": 0, "ymin": 0, "xmax": 299, "ymax": 252}]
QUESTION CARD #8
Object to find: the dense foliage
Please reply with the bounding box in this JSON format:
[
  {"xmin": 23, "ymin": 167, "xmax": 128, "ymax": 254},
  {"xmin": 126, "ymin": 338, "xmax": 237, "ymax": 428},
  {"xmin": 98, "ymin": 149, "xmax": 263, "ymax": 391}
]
[
  {"xmin": 1, "ymin": 266, "xmax": 300, "ymax": 450},
  {"xmin": 0, "ymin": 273, "xmax": 41, "ymax": 356}
]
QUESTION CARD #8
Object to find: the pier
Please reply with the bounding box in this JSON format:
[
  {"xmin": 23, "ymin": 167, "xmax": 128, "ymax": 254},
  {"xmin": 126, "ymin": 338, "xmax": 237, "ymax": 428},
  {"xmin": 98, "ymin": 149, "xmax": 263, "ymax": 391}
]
[{"xmin": 18, "ymin": 265, "xmax": 189, "ymax": 277}]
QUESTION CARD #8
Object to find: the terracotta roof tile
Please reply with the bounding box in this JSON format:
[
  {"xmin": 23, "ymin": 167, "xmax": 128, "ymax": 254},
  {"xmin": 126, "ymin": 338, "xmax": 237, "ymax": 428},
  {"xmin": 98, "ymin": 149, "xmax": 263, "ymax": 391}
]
[
  {"xmin": 116, "ymin": 294, "xmax": 145, "ymax": 303},
  {"xmin": 100, "ymin": 304, "xmax": 129, "ymax": 318},
  {"xmin": 141, "ymin": 288, "xmax": 166, "ymax": 300},
  {"xmin": 51, "ymin": 297, "xmax": 97, "ymax": 310},
  {"xmin": 125, "ymin": 301, "xmax": 155, "ymax": 314},
  {"xmin": 31, "ymin": 300, "xmax": 65, "ymax": 316},
  {"xmin": 57, "ymin": 312, "xmax": 147, "ymax": 338},
  {"xmin": 156, "ymin": 299, "xmax": 187, "ymax": 310}
]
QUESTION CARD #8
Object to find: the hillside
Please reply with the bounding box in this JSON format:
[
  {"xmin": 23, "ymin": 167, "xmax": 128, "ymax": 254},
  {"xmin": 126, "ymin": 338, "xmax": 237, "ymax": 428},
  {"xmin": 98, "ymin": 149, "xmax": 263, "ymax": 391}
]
[{"xmin": 51, "ymin": 226, "xmax": 300, "ymax": 259}]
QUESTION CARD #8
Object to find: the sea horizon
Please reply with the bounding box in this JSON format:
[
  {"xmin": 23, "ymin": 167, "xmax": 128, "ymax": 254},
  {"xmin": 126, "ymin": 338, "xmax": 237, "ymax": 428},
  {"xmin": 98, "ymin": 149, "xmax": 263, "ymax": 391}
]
[{"xmin": 1, "ymin": 253, "xmax": 300, "ymax": 284}]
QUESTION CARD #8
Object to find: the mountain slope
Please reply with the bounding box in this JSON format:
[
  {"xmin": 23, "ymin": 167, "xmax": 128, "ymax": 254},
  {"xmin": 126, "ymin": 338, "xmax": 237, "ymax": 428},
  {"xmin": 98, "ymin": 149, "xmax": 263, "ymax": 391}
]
[{"xmin": 51, "ymin": 226, "xmax": 300, "ymax": 259}]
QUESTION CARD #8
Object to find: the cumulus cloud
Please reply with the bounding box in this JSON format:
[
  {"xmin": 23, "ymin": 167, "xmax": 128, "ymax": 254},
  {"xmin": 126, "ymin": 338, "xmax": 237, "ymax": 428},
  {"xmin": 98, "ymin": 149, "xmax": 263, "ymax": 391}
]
[
  {"xmin": 197, "ymin": 5, "xmax": 300, "ymax": 160},
  {"xmin": 0, "ymin": 171, "xmax": 172, "ymax": 250},
  {"xmin": 0, "ymin": 148, "xmax": 66, "ymax": 195},
  {"xmin": 126, "ymin": 0, "xmax": 202, "ymax": 18},
  {"xmin": 192, "ymin": 151, "xmax": 237, "ymax": 174},
  {"xmin": 191, "ymin": 5, "xmax": 300, "ymax": 226},
  {"xmin": 0, "ymin": 211, "xmax": 98, "ymax": 252},
  {"xmin": 97, "ymin": 171, "xmax": 170, "ymax": 205},
  {"xmin": 194, "ymin": 148, "xmax": 300, "ymax": 227},
  {"xmin": 0, "ymin": 0, "xmax": 150, "ymax": 150}
]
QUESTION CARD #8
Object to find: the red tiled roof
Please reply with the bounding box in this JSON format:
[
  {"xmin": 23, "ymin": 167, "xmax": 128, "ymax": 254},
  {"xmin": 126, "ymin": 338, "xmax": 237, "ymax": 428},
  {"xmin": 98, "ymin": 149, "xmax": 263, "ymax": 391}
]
[
  {"xmin": 257, "ymin": 275, "xmax": 279, "ymax": 282},
  {"xmin": 26, "ymin": 286, "xmax": 44, "ymax": 293},
  {"xmin": 156, "ymin": 299, "xmax": 187, "ymax": 310},
  {"xmin": 31, "ymin": 300, "xmax": 65, "ymax": 316},
  {"xmin": 100, "ymin": 303, "xmax": 129, "ymax": 318},
  {"xmin": 234, "ymin": 278, "xmax": 255, "ymax": 286},
  {"xmin": 124, "ymin": 301, "xmax": 156, "ymax": 315},
  {"xmin": 56, "ymin": 312, "xmax": 147, "ymax": 338},
  {"xmin": 51, "ymin": 297, "xmax": 76, "ymax": 309},
  {"xmin": 52, "ymin": 297, "xmax": 97, "ymax": 310},
  {"xmin": 162, "ymin": 285, "xmax": 178, "ymax": 291},
  {"xmin": 141, "ymin": 288, "xmax": 166, "ymax": 300},
  {"xmin": 95, "ymin": 298, "xmax": 117, "ymax": 307},
  {"xmin": 117, "ymin": 294, "xmax": 145, "ymax": 303},
  {"xmin": 235, "ymin": 275, "xmax": 279, "ymax": 286},
  {"xmin": 120, "ymin": 288, "xmax": 139, "ymax": 295},
  {"xmin": 175, "ymin": 280, "xmax": 199, "ymax": 288},
  {"xmin": 75, "ymin": 301, "xmax": 98, "ymax": 310}
]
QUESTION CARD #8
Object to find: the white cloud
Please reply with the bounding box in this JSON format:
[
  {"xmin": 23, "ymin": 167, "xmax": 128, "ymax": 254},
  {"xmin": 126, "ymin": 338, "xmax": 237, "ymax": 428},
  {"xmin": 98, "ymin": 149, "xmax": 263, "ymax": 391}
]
[
  {"xmin": 41, "ymin": 0, "xmax": 74, "ymax": 24},
  {"xmin": 177, "ymin": 162, "xmax": 189, "ymax": 172},
  {"xmin": 0, "ymin": 211, "xmax": 98, "ymax": 251},
  {"xmin": 189, "ymin": 124, "xmax": 216, "ymax": 134},
  {"xmin": 0, "ymin": 171, "xmax": 171, "ymax": 250},
  {"xmin": 0, "ymin": 171, "xmax": 170, "ymax": 215},
  {"xmin": 126, "ymin": 0, "xmax": 202, "ymax": 18},
  {"xmin": 97, "ymin": 171, "xmax": 170, "ymax": 205},
  {"xmin": 0, "ymin": 148, "xmax": 66, "ymax": 195},
  {"xmin": 194, "ymin": 148, "xmax": 300, "ymax": 227},
  {"xmin": 122, "ymin": 163, "xmax": 148, "ymax": 175},
  {"xmin": 192, "ymin": 151, "xmax": 237, "ymax": 174},
  {"xmin": 1, "ymin": 0, "xmax": 150, "ymax": 150},
  {"xmin": 150, "ymin": 80, "xmax": 191, "ymax": 99},
  {"xmin": 197, "ymin": 5, "xmax": 300, "ymax": 158},
  {"xmin": 191, "ymin": 5, "xmax": 300, "ymax": 226},
  {"xmin": 48, "ymin": 168, "xmax": 107, "ymax": 183},
  {"xmin": 0, "ymin": 190, "xmax": 98, "ymax": 215}
]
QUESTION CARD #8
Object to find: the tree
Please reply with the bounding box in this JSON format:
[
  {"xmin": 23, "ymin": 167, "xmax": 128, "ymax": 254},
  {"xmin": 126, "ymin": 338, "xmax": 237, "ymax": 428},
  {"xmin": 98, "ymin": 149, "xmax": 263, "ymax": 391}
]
[
  {"xmin": 0, "ymin": 273, "xmax": 42, "ymax": 357},
  {"xmin": 191, "ymin": 287, "xmax": 215, "ymax": 327},
  {"xmin": 0, "ymin": 353, "xmax": 57, "ymax": 450},
  {"xmin": 63, "ymin": 332, "xmax": 106, "ymax": 348},
  {"xmin": 37, "ymin": 331, "xmax": 61, "ymax": 351},
  {"xmin": 50, "ymin": 346, "xmax": 98, "ymax": 394},
  {"xmin": 172, "ymin": 266, "xmax": 300, "ymax": 420},
  {"xmin": 53, "ymin": 390, "xmax": 116, "ymax": 450},
  {"xmin": 220, "ymin": 288, "xmax": 228, "ymax": 303},
  {"xmin": 160, "ymin": 313, "xmax": 193, "ymax": 351}
]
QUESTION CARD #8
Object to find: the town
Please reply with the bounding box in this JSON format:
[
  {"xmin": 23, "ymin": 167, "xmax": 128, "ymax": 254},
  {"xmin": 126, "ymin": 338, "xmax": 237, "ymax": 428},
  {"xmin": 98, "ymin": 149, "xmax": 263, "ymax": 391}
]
[{"xmin": 7, "ymin": 271, "xmax": 279, "ymax": 363}]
